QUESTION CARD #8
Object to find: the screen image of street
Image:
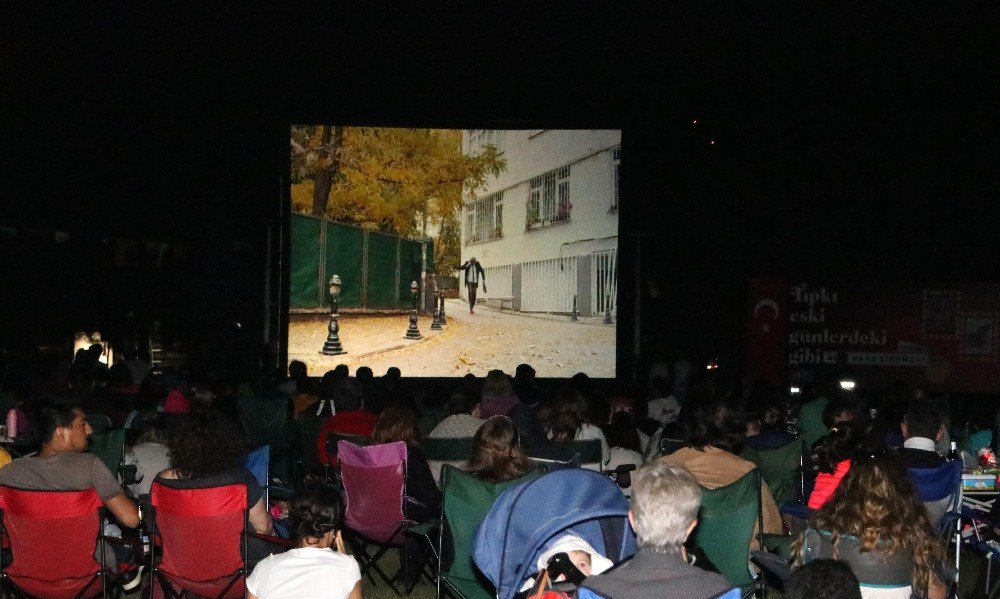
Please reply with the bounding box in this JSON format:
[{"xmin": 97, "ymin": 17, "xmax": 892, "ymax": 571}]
[{"xmin": 287, "ymin": 127, "xmax": 620, "ymax": 377}]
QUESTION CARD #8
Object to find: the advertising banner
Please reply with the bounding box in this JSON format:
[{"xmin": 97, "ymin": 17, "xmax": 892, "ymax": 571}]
[{"xmin": 746, "ymin": 280, "xmax": 1000, "ymax": 393}]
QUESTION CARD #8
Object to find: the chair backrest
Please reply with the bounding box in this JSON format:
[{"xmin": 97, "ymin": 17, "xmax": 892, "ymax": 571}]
[
  {"xmin": 423, "ymin": 436, "xmax": 477, "ymax": 485},
  {"xmin": 802, "ymin": 528, "xmax": 913, "ymax": 592},
  {"xmin": 322, "ymin": 431, "xmax": 370, "ymax": 467},
  {"xmin": 659, "ymin": 436, "xmax": 685, "ymax": 457},
  {"xmin": 238, "ymin": 393, "xmax": 290, "ymax": 450},
  {"xmin": 87, "ymin": 428, "xmax": 126, "ymax": 480},
  {"xmin": 740, "ymin": 437, "xmax": 804, "ymax": 505},
  {"xmin": 150, "ymin": 481, "xmax": 249, "ymax": 599},
  {"xmin": 244, "ymin": 445, "xmax": 270, "ymax": 490},
  {"xmin": 85, "ymin": 413, "xmax": 113, "ymax": 434},
  {"xmin": 338, "ymin": 440, "xmax": 410, "ymax": 544},
  {"xmin": 295, "ymin": 408, "xmax": 328, "ymax": 474},
  {"xmin": 541, "ymin": 439, "xmax": 602, "ymax": 470},
  {"xmin": 908, "ymin": 460, "xmax": 963, "ymax": 531},
  {"xmin": 0, "ymin": 487, "xmax": 104, "ymax": 599},
  {"xmin": 439, "ymin": 464, "xmax": 539, "ymax": 599},
  {"xmin": 694, "ymin": 469, "xmax": 762, "ymax": 591}
]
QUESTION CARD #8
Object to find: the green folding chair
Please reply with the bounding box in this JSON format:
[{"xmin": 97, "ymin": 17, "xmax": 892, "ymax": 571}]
[
  {"xmin": 432, "ymin": 465, "xmax": 539, "ymax": 599},
  {"xmin": 294, "ymin": 405, "xmax": 328, "ymax": 482},
  {"xmin": 740, "ymin": 437, "xmax": 804, "ymax": 505},
  {"xmin": 422, "ymin": 437, "xmax": 477, "ymax": 486},
  {"xmin": 87, "ymin": 428, "xmax": 126, "ymax": 483},
  {"xmin": 694, "ymin": 468, "xmax": 763, "ymax": 597}
]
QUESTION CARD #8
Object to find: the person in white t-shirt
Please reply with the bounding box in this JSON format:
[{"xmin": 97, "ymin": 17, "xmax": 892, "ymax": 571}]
[{"xmin": 247, "ymin": 482, "xmax": 362, "ymax": 599}]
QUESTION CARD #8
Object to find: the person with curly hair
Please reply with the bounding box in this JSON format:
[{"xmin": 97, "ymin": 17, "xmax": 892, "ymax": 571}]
[
  {"xmin": 793, "ymin": 450, "xmax": 948, "ymax": 598},
  {"xmin": 247, "ymin": 482, "xmax": 362, "ymax": 599},
  {"xmin": 154, "ymin": 410, "xmax": 276, "ymax": 562},
  {"xmin": 466, "ymin": 415, "xmax": 535, "ymax": 482}
]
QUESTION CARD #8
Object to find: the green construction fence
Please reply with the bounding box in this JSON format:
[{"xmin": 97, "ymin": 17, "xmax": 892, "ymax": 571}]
[{"xmin": 290, "ymin": 212, "xmax": 433, "ymax": 310}]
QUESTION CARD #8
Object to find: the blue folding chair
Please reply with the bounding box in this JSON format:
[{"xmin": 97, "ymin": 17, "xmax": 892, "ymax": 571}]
[{"xmin": 908, "ymin": 460, "xmax": 963, "ymax": 533}]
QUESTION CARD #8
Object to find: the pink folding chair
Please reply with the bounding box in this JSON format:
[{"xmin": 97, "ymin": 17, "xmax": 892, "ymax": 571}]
[{"xmin": 338, "ymin": 440, "xmax": 414, "ymax": 596}]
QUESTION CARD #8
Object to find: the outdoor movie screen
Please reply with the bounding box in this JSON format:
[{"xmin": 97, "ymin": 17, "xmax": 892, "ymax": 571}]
[{"xmin": 288, "ymin": 127, "xmax": 620, "ymax": 377}]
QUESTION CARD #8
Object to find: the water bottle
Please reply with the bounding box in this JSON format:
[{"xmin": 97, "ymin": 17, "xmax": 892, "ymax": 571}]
[
  {"xmin": 947, "ymin": 441, "xmax": 961, "ymax": 462},
  {"xmin": 6, "ymin": 408, "xmax": 17, "ymax": 440}
]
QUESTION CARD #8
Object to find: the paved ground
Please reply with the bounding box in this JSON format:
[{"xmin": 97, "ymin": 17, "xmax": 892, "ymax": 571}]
[{"xmin": 288, "ymin": 299, "xmax": 616, "ymax": 377}]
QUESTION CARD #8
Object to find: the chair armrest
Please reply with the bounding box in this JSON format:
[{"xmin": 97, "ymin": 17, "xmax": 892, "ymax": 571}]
[
  {"xmin": 761, "ymin": 533, "xmax": 795, "ymax": 559},
  {"xmin": 406, "ymin": 519, "xmax": 442, "ymax": 537}
]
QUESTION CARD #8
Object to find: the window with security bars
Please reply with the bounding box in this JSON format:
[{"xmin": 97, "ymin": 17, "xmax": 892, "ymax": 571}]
[
  {"xmin": 611, "ymin": 146, "xmax": 620, "ymax": 211},
  {"xmin": 526, "ymin": 165, "xmax": 571, "ymax": 230},
  {"xmin": 464, "ymin": 192, "xmax": 504, "ymax": 244}
]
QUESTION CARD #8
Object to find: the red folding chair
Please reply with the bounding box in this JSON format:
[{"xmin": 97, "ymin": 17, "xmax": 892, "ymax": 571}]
[
  {"xmin": 0, "ymin": 487, "xmax": 119, "ymax": 599},
  {"xmin": 338, "ymin": 440, "xmax": 415, "ymax": 596},
  {"xmin": 148, "ymin": 482, "xmax": 248, "ymax": 599}
]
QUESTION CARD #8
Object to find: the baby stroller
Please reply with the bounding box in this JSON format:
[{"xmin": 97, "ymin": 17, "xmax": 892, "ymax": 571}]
[{"xmin": 473, "ymin": 468, "xmax": 637, "ymax": 599}]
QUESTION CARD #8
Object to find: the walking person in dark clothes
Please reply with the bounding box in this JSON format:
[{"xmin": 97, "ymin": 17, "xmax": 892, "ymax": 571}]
[{"xmin": 459, "ymin": 257, "xmax": 486, "ymax": 314}]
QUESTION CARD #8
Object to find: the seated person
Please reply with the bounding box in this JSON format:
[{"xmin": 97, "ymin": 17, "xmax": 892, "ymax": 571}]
[
  {"xmin": 428, "ymin": 393, "xmax": 484, "ymax": 438},
  {"xmin": 247, "ymin": 482, "xmax": 362, "ymax": 599},
  {"xmin": 579, "ymin": 462, "xmax": 738, "ymax": 599},
  {"xmin": 371, "ymin": 402, "xmax": 441, "ymax": 585},
  {"xmin": 0, "ymin": 399, "xmax": 142, "ymax": 587},
  {"xmin": 897, "ymin": 398, "xmax": 946, "ymax": 469},
  {"xmin": 784, "ymin": 559, "xmax": 862, "ymax": 599},
  {"xmin": 745, "ymin": 402, "xmax": 797, "ymax": 450},
  {"xmin": 807, "ymin": 423, "xmax": 860, "ymax": 510},
  {"xmin": 466, "ymin": 415, "xmax": 535, "ymax": 482},
  {"xmin": 123, "ymin": 417, "xmax": 171, "ymax": 497},
  {"xmin": 660, "ymin": 400, "xmax": 783, "ymax": 544},
  {"xmin": 794, "ymin": 450, "xmax": 947, "ymax": 599},
  {"xmin": 316, "ymin": 379, "xmax": 378, "ymax": 467},
  {"xmin": 154, "ymin": 410, "xmax": 277, "ymax": 565}
]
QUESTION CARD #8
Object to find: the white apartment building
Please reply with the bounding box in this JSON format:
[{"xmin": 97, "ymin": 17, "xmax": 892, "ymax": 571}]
[{"xmin": 460, "ymin": 129, "xmax": 620, "ymax": 317}]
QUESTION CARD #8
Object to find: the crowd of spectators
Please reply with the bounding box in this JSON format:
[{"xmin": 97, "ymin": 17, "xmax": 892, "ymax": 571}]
[{"xmin": 0, "ymin": 345, "xmax": 985, "ymax": 598}]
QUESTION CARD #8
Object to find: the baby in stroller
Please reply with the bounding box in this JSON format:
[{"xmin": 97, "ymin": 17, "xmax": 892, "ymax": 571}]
[
  {"xmin": 474, "ymin": 468, "xmax": 636, "ymax": 599},
  {"xmin": 519, "ymin": 533, "xmax": 615, "ymax": 592}
]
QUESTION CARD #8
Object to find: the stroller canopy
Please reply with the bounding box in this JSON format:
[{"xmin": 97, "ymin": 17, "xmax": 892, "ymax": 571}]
[{"xmin": 473, "ymin": 468, "xmax": 637, "ymax": 599}]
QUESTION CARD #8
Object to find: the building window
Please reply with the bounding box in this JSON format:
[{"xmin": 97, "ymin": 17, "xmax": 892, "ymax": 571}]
[
  {"xmin": 467, "ymin": 130, "xmax": 504, "ymax": 155},
  {"xmin": 526, "ymin": 165, "xmax": 571, "ymax": 230},
  {"xmin": 464, "ymin": 191, "xmax": 504, "ymax": 244},
  {"xmin": 611, "ymin": 146, "xmax": 620, "ymax": 211}
]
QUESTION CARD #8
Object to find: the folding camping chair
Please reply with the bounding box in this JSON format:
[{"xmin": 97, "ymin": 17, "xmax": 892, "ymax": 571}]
[
  {"xmin": 741, "ymin": 437, "xmax": 805, "ymax": 505},
  {"xmin": 909, "ymin": 460, "xmax": 964, "ymax": 533},
  {"xmin": 658, "ymin": 436, "xmax": 686, "ymax": 457},
  {"xmin": 86, "ymin": 414, "xmax": 113, "ymax": 434},
  {"xmin": 338, "ymin": 440, "xmax": 415, "ymax": 597},
  {"xmin": 244, "ymin": 445, "xmax": 295, "ymax": 509},
  {"xmin": 148, "ymin": 482, "xmax": 250, "ymax": 599},
  {"xmin": 294, "ymin": 406, "xmax": 328, "ymax": 482},
  {"xmin": 536, "ymin": 439, "xmax": 602, "ymax": 471},
  {"xmin": 320, "ymin": 431, "xmax": 370, "ymax": 480},
  {"xmin": 87, "ymin": 428, "xmax": 127, "ymax": 485},
  {"xmin": 422, "ymin": 436, "xmax": 477, "ymax": 486},
  {"xmin": 694, "ymin": 468, "xmax": 764, "ymax": 597},
  {"xmin": 418, "ymin": 464, "xmax": 539, "ymax": 599},
  {"xmin": 0, "ymin": 487, "xmax": 122, "ymax": 599}
]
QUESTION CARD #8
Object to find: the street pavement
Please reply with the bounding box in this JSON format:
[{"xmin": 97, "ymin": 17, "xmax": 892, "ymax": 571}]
[{"xmin": 287, "ymin": 299, "xmax": 616, "ymax": 377}]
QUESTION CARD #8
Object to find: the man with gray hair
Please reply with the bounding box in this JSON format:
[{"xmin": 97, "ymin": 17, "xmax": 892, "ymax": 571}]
[{"xmin": 578, "ymin": 462, "xmax": 738, "ymax": 599}]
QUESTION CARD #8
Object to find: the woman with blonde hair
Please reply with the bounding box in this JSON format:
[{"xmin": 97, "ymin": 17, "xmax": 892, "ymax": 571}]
[
  {"xmin": 466, "ymin": 416, "xmax": 535, "ymax": 482},
  {"xmin": 794, "ymin": 449, "xmax": 948, "ymax": 598}
]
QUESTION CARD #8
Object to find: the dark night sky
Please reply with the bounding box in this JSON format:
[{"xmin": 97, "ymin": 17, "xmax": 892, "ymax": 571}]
[{"xmin": 2, "ymin": 4, "xmax": 999, "ymax": 368}]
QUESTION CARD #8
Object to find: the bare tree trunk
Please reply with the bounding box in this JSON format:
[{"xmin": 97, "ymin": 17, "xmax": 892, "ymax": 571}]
[{"xmin": 310, "ymin": 126, "xmax": 344, "ymax": 217}]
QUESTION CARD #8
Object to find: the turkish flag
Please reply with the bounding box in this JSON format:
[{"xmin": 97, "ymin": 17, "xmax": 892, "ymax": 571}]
[{"xmin": 745, "ymin": 278, "xmax": 789, "ymax": 386}]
